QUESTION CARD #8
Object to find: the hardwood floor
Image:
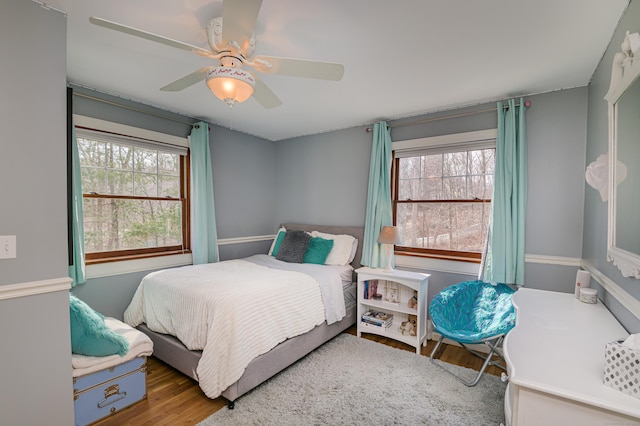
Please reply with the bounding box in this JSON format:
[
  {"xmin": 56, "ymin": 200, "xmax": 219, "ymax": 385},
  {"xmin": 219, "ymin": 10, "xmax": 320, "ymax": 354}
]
[{"xmin": 93, "ymin": 326, "xmax": 503, "ymax": 426}]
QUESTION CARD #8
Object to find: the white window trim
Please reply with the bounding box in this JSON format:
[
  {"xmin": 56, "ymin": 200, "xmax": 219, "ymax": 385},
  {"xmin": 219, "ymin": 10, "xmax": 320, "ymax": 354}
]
[
  {"xmin": 392, "ymin": 128, "xmax": 497, "ymax": 267},
  {"xmin": 86, "ymin": 253, "xmax": 193, "ymax": 279},
  {"xmin": 392, "ymin": 128, "xmax": 497, "ymax": 153},
  {"xmin": 396, "ymin": 254, "xmax": 481, "ymax": 276},
  {"xmin": 74, "ymin": 115, "xmax": 190, "ymax": 276},
  {"xmin": 73, "ymin": 115, "xmax": 189, "ymax": 149},
  {"xmin": 396, "ymin": 253, "xmax": 582, "ymax": 276}
]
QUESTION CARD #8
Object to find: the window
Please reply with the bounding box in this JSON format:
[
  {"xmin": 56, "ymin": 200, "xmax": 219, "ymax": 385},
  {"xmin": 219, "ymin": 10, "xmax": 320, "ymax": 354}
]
[
  {"xmin": 75, "ymin": 122, "xmax": 190, "ymax": 263},
  {"xmin": 392, "ymin": 130, "xmax": 496, "ymax": 262}
]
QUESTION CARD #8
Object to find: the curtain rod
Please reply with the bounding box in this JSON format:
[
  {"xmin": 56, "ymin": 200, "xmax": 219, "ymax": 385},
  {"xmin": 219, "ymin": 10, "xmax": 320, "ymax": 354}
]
[
  {"xmin": 365, "ymin": 100, "xmax": 532, "ymax": 133},
  {"xmin": 72, "ymin": 91, "xmax": 198, "ymax": 127}
]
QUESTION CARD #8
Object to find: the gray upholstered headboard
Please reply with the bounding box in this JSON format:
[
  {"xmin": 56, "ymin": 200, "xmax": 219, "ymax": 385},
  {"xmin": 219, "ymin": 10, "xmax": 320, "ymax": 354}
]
[{"xmin": 279, "ymin": 223, "xmax": 365, "ymax": 271}]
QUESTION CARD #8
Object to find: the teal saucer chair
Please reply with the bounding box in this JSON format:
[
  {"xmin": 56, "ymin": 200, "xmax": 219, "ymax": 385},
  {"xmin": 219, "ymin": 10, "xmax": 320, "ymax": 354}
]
[{"xmin": 429, "ymin": 280, "xmax": 516, "ymax": 386}]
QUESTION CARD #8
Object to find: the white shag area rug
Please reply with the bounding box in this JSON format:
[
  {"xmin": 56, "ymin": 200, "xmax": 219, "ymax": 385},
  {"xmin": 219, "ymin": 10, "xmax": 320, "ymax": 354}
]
[{"xmin": 198, "ymin": 333, "xmax": 506, "ymax": 425}]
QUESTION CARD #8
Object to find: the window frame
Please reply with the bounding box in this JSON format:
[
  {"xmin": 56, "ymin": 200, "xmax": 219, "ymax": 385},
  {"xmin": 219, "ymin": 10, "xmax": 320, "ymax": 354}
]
[
  {"xmin": 73, "ymin": 115, "xmax": 191, "ymax": 264},
  {"xmin": 391, "ymin": 129, "xmax": 497, "ymax": 263}
]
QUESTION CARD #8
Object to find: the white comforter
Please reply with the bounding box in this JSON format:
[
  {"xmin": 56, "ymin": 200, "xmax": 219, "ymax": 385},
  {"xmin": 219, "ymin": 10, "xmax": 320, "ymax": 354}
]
[{"xmin": 124, "ymin": 256, "xmax": 344, "ymax": 399}]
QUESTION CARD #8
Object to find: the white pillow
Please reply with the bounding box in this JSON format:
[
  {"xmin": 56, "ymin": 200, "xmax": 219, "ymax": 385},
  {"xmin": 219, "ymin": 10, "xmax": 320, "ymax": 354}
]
[
  {"xmin": 268, "ymin": 227, "xmax": 286, "ymax": 255},
  {"xmin": 311, "ymin": 231, "xmax": 357, "ymax": 266},
  {"xmin": 348, "ymin": 238, "xmax": 359, "ymax": 264}
]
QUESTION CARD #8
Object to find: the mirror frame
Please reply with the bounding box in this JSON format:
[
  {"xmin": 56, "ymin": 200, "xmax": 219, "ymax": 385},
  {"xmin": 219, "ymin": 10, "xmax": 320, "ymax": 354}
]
[{"xmin": 605, "ymin": 31, "xmax": 640, "ymax": 278}]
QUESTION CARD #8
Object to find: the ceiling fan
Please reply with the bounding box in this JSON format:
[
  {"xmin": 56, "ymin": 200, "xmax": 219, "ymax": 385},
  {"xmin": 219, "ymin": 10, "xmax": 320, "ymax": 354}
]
[{"xmin": 89, "ymin": 0, "xmax": 344, "ymax": 108}]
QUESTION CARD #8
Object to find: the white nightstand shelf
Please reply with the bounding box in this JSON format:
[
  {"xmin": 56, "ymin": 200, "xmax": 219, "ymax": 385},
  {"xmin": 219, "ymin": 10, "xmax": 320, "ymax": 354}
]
[{"xmin": 356, "ymin": 267, "xmax": 430, "ymax": 354}]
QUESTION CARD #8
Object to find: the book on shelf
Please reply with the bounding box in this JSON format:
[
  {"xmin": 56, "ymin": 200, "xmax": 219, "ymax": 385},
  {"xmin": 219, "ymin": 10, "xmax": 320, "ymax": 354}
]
[
  {"xmin": 363, "ymin": 279, "xmax": 380, "ymax": 299},
  {"xmin": 361, "ymin": 317, "xmax": 393, "ymax": 328},
  {"xmin": 361, "ymin": 310, "xmax": 393, "ymax": 327},
  {"xmin": 362, "ymin": 309, "xmax": 393, "ymax": 321}
]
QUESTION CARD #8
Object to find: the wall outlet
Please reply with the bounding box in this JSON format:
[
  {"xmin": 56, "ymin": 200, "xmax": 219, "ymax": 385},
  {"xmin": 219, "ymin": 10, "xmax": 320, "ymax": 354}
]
[{"xmin": 0, "ymin": 236, "xmax": 16, "ymax": 259}]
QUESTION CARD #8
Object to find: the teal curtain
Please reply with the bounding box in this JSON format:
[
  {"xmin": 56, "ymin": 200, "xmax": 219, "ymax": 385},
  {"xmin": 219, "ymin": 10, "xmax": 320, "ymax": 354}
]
[
  {"xmin": 483, "ymin": 98, "xmax": 528, "ymax": 285},
  {"xmin": 68, "ymin": 124, "xmax": 86, "ymax": 286},
  {"xmin": 361, "ymin": 121, "xmax": 393, "ymax": 268},
  {"xmin": 190, "ymin": 122, "xmax": 219, "ymax": 264}
]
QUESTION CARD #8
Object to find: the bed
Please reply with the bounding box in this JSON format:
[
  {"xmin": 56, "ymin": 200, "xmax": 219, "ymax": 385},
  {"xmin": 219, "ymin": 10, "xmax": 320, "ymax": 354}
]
[{"xmin": 124, "ymin": 223, "xmax": 363, "ymax": 408}]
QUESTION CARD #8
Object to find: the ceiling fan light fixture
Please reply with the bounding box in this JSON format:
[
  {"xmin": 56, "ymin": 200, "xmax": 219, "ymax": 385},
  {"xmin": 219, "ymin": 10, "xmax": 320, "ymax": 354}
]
[{"xmin": 206, "ymin": 66, "xmax": 255, "ymax": 107}]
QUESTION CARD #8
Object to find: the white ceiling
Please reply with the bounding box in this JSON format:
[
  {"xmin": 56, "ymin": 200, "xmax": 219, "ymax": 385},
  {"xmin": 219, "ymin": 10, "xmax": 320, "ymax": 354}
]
[{"xmin": 47, "ymin": 0, "xmax": 629, "ymax": 141}]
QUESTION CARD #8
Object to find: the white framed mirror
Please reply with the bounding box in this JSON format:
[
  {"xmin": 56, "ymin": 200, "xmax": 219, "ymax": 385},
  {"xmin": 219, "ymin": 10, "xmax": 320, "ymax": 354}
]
[{"xmin": 605, "ymin": 31, "xmax": 640, "ymax": 278}]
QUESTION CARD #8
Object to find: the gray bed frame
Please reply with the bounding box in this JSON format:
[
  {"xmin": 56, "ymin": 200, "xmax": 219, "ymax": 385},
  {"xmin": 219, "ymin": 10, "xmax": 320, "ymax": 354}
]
[{"xmin": 136, "ymin": 223, "xmax": 364, "ymax": 408}]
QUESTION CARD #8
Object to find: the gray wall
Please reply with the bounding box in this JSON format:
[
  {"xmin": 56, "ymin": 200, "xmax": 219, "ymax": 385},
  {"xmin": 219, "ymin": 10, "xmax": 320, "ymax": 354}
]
[
  {"xmin": 210, "ymin": 124, "xmax": 276, "ymax": 241},
  {"xmin": 275, "ymin": 88, "xmax": 589, "ymax": 305},
  {"xmin": 1, "ymin": 6, "xmax": 69, "ymax": 285},
  {"xmin": 274, "ymin": 126, "xmax": 371, "ymax": 226},
  {"xmin": 583, "ymin": 0, "xmax": 640, "ymax": 333},
  {"xmin": 70, "ymin": 85, "xmax": 193, "ymax": 139},
  {"xmin": 0, "ymin": 1, "xmax": 74, "ymax": 425}
]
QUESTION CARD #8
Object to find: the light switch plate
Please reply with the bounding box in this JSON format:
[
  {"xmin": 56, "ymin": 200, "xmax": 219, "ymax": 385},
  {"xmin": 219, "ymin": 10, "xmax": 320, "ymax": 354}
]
[{"xmin": 0, "ymin": 236, "xmax": 16, "ymax": 259}]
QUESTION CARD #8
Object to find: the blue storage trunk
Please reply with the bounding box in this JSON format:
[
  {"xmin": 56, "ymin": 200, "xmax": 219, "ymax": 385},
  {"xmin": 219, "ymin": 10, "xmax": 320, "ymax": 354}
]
[{"xmin": 73, "ymin": 356, "xmax": 147, "ymax": 426}]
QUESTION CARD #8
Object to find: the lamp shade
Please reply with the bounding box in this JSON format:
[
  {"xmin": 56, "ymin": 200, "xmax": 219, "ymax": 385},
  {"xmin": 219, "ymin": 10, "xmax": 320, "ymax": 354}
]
[
  {"xmin": 377, "ymin": 226, "xmax": 401, "ymax": 245},
  {"xmin": 206, "ymin": 67, "xmax": 255, "ymax": 106}
]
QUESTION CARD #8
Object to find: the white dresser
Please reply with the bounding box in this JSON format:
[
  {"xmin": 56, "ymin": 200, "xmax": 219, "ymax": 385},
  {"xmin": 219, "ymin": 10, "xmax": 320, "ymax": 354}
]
[{"xmin": 503, "ymin": 288, "xmax": 640, "ymax": 426}]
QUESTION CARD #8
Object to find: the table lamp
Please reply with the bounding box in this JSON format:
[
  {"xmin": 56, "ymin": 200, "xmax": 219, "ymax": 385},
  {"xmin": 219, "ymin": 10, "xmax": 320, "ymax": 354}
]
[{"xmin": 377, "ymin": 226, "xmax": 401, "ymax": 273}]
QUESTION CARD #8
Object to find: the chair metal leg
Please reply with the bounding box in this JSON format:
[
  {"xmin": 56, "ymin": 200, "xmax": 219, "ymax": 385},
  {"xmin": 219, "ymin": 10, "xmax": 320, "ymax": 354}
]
[
  {"xmin": 429, "ymin": 335, "xmax": 446, "ymax": 363},
  {"xmin": 430, "ymin": 335, "xmax": 506, "ymax": 387}
]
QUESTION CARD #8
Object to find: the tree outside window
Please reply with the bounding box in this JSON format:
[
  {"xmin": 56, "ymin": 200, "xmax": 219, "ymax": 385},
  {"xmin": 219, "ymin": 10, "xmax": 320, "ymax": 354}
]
[
  {"xmin": 393, "ymin": 147, "xmax": 494, "ymax": 262},
  {"xmin": 76, "ymin": 132, "xmax": 189, "ymax": 262}
]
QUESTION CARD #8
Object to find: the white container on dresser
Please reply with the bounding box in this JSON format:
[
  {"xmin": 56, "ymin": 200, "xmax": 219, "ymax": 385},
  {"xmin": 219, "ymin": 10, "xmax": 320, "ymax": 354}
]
[{"xmin": 503, "ymin": 288, "xmax": 640, "ymax": 426}]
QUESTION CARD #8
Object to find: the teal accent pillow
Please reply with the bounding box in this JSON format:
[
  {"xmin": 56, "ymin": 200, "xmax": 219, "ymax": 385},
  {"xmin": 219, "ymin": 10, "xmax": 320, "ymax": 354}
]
[
  {"xmin": 69, "ymin": 293, "xmax": 129, "ymax": 357},
  {"xmin": 270, "ymin": 230, "xmax": 286, "ymax": 256},
  {"xmin": 303, "ymin": 237, "xmax": 335, "ymax": 264}
]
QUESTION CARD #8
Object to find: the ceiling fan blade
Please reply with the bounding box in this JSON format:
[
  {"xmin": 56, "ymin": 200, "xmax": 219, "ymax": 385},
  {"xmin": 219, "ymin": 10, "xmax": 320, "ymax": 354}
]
[
  {"xmin": 222, "ymin": 0, "xmax": 262, "ymax": 53},
  {"xmin": 251, "ymin": 56, "xmax": 344, "ymax": 81},
  {"xmin": 252, "ymin": 75, "xmax": 282, "ymax": 109},
  {"xmin": 89, "ymin": 16, "xmax": 215, "ymax": 58},
  {"xmin": 160, "ymin": 67, "xmax": 211, "ymax": 91}
]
